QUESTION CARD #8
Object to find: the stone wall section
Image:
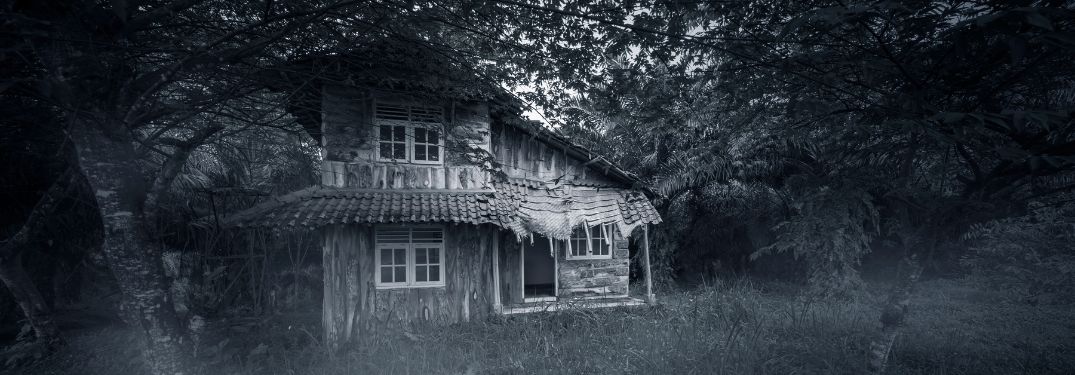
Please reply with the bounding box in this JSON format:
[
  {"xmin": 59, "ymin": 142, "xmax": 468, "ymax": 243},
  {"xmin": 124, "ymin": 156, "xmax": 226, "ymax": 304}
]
[{"xmin": 557, "ymin": 237, "xmax": 630, "ymax": 298}]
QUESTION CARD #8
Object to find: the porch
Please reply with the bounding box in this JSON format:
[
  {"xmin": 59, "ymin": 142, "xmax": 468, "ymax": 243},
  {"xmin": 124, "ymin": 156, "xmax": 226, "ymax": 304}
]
[{"xmin": 501, "ymin": 296, "xmax": 646, "ymax": 315}]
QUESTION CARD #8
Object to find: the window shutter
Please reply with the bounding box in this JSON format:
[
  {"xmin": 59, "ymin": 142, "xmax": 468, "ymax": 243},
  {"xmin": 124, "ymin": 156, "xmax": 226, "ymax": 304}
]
[
  {"xmin": 375, "ymin": 103, "xmax": 443, "ymax": 123},
  {"xmin": 374, "ymin": 103, "xmax": 410, "ymax": 121},
  {"xmin": 376, "ymin": 228, "xmax": 411, "ymax": 243}
]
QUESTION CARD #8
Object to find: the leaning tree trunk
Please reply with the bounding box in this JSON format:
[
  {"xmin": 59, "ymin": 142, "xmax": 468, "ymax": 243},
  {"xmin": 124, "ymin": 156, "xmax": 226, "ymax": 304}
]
[
  {"xmin": 69, "ymin": 124, "xmax": 194, "ymax": 375},
  {"xmin": 0, "ymin": 167, "xmax": 78, "ymax": 347},
  {"xmin": 867, "ymin": 257, "xmax": 923, "ymax": 374},
  {"xmin": 0, "ymin": 252, "xmax": 62, "ymax": 345}
]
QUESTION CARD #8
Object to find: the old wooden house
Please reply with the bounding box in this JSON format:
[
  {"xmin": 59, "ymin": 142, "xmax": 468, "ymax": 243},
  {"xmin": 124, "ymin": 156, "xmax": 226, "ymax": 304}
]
[{"xmin": 222, "ymin": 45, "xmax": 661, "ymax": 346}]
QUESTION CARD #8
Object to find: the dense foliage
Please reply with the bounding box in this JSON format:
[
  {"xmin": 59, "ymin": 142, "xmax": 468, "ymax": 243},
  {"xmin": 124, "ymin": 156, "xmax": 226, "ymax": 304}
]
[
  {"xmin": 964, "ymin": 202, "xmax": 1075, "ymax": 304},
  {"xmin": 553, "ymin": 1, "xmax": 1075, "ymax": 292},
  {"xmin": 2, "ymin": 0, "xmax": 1075, "ymax": 373}
]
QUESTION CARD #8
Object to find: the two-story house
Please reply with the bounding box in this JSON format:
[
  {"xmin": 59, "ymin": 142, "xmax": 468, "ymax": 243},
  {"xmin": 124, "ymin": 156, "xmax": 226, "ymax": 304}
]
[{"xmin": 222, "ymin": 44, "xmax": 661, "ymax": 346}]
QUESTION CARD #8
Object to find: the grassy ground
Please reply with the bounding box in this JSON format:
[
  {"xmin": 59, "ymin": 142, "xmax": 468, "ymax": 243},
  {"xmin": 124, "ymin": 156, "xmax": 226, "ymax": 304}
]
[{"xmin": 10, "ymin": 278, "xmax": 1075, "ymax": 375}]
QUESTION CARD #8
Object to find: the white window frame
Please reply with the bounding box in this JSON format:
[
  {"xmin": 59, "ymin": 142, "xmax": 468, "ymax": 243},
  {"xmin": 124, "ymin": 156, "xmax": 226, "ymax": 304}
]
[
  {"xmin": 374, "ymin": 102, "xmax": 444, "ymax": 165},
  {"xmin": 375, "ymin": 245, "xmax": 409, "ymax": 287},
  {"xmin": 566, "ymin": 224, "xmax": 616, "ymax": 260},
  {"xmin": 409, "ymin": 124, "xmax": 443, "ymax": 164},
  {"xmin": 374, "ymin": 226, "xmax": 446, "ymax": 289},
  {"xmin": 375, "ymin": 122, "xmax": 409, "ymax": 162}
]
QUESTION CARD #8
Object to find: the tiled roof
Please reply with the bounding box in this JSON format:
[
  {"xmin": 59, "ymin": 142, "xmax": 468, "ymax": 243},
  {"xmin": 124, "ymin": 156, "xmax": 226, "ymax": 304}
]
[
  {"xmin": 223, "ymin": 187, "xmax": 513, "ymax": 228},
  {"xmin": 223, "ymin": 180, "xmax": 662, "ymax": 238}
]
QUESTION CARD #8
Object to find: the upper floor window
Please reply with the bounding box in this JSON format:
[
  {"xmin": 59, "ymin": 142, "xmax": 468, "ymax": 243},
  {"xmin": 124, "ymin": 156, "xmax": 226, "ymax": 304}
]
[
  {"xmin": 375, "ymin": 226, "xmax": 445, "ymax": 288},
  {"xmin": 375, "ymin": 102, "xmax": 443, "ymax": 164},
  {"xmin": 567, "ymin": 224, "xmax": 616, "ymax": 260}
]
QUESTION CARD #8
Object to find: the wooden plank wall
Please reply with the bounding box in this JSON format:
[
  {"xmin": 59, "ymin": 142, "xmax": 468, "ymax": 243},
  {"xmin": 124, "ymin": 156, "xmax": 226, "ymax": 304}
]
[
  {"xmin": 499, "ymin": 234, "xmax": 523, "ymax": 305},
  {"xmin": 490, "ymin": 122, "xmax": 618, "ymax": 186},
  {"xmin": 322, "ymin": 223, "xmax": 499, "ymax": 344},
  {"xmin": 320, "ymin": 84, "xmax": 495, "ymax": 190},
  {"xmin": 321, "ymin": 161, "xmax": 491, "ymax": 190},
  {"xmin": 322, "ymin": 225, "xmax": 366, "ymax": 348}
]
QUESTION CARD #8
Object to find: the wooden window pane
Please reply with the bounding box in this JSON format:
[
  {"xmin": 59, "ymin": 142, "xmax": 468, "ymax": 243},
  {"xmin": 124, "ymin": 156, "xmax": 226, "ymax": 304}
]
[
  {"xmin": 392, "ymin": 144, "xmax": 405, "ymax": 159},
  {"xmin": 428, "ymin": 266, "xmax": 440, "ymax": 281},
  {"xmin": 427, "ymin": 130, "xmax": 438, "ymax": 144},
  {"xmin": 416, "ymin": 266, "xmax": 428, "ymax": 282},
  {"xmin": 414, "ymin": 127, "xmax": 427, "ymax": 143},
  {"xmin": 392, "ymin": 126, "xmax": 405, "ymax": 140},
  {"xmin": 376, "ymin": 227, "xmax": 443, "ymax": 287},
  {"xmin": 428, "ymin": 146, "xmax": 439, "ymax": 161},
  {"xmin": 415, "ymin": 145, "xmax": 427, "ymax": 160}
]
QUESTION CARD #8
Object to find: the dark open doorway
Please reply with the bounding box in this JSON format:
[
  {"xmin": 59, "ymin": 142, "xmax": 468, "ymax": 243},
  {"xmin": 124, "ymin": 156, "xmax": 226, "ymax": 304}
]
[{"xmin": 523, "ymin": 237, "xmax": 556, "ymax": 300}]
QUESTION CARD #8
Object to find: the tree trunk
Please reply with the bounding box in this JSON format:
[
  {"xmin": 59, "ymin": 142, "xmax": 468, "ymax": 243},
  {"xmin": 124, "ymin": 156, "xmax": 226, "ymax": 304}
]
[
  {"xmin": 0, "ymin": 252, "xmax": 62, "ymax": 345},
  {"xmin": 69, "ymin": 124, "xmax": 194, "ymax": 375},
  {"xmin": 0, "ymin": 166, "xmax": 78, "ymax": 347},
  {"xmin": 867, "ymin": 257, "xmax": 922, "ymax": 374}
]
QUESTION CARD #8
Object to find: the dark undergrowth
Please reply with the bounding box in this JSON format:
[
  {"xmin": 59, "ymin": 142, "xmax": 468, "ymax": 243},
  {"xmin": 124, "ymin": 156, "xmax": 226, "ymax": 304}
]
[{"xmin": 9, "ymin": 278, "xmax": 1075, "ymax": 375}]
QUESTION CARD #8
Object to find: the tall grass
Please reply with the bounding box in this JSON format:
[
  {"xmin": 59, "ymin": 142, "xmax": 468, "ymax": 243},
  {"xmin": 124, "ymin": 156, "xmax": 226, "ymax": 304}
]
[{"xmin": 15, "ymin": 278, "xmax": 1075, "ymax": 375}]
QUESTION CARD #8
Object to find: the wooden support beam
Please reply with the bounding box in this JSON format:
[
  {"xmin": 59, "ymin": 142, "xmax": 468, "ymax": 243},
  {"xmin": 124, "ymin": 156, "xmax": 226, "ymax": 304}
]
[
  {"xmin": 492, "ymin": 230, "xmax": 501, "ymax": 313},
  {"xmin": 553, "ymin": 239, "xmax": 559, "ymax": 297},
  {"xmin": 643, "ymin": 225, "xmax": 655, "ymax": 304},
  {"xmin": 519, "ymin": 239, "xmax": 525, "ymax": 299}
]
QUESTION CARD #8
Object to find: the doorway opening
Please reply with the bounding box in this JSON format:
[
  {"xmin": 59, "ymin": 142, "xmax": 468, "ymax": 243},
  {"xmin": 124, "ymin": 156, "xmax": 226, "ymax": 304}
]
[{"xmin": 522, "ymin": 236, "xmax": 557, "ymax": 302}]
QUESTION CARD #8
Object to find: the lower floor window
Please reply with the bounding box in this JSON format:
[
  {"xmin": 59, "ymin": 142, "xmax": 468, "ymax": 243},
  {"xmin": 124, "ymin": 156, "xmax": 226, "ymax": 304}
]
[
  {"xmin": 376, "ymin": 227, "xmax": 445, "ymax": 288},
  {"xmin": 567, "ymin": 224, "xmax": 616, "ymax": 259}
]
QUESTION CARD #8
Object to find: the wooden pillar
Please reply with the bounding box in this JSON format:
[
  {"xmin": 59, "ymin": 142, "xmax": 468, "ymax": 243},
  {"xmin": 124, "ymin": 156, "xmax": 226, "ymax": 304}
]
[
  {"xmin": 553, "ymin": 239, "xmax": 559, "ymax": 297},
  {"xmin": 643, "ymin": 225, "xmax": 655, "ymax": 304},
  {"xmin": 519, "ymin": 239, "xmax": 525, "ymax": 299},
  {"xmin": 492, "ymin": 230, "xmax": 502, "ymax": 313}
]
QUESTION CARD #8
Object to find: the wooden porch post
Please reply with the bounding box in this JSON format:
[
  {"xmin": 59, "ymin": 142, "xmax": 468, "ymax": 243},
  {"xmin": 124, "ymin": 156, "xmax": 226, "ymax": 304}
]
[
  {"xmin": 643, "ymin": 224, "xmax": 655, "ymax": 304},
  {"xmin": 492, "ymin": 230, "xmax": 501, "ymax": 313}
]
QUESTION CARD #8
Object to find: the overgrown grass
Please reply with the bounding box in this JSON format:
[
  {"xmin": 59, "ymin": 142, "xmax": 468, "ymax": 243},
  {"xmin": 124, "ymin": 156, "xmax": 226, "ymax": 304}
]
[{"xmin": 12, "ymin": 278, "xmax": 1075, "ymax": 374}]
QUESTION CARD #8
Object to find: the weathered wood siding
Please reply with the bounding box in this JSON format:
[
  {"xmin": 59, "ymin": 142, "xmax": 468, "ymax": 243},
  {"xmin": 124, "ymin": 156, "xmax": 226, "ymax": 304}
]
[
  {"xmin": 321, "ymin": 225, "xmax": 364, "ymax": 346},
  {"xmin": 322, "ymin": 224, "xmax": 499, "ymax": 340},
  {"xmin": 320, "ymin": 161, "xmax": 491, "ymax": 190},
  {"xmin": 490, "ymin": 122, "xmax": 620, "ymax": 186},
  {"xmin": 499, "ymin": 235, "xmax": 524, "ymax": 304},
  {"xmin": 320, "ymin": 84, "xmax": 494, "ymax": 190}
]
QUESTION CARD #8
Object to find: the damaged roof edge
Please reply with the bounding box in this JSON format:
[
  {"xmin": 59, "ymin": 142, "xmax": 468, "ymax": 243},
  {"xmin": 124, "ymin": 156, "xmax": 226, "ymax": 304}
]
[{"xmin": 211, "ymin": 184, "xmax": 662, "ymax": 239}]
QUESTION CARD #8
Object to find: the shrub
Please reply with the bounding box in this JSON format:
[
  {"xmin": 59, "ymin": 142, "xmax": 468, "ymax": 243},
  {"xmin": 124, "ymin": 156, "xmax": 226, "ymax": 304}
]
[{"xmin": 962, "ymin": 203, "xmax": 1075, "ymax": 304}]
